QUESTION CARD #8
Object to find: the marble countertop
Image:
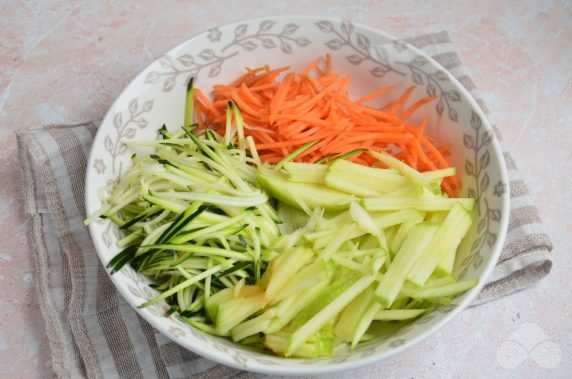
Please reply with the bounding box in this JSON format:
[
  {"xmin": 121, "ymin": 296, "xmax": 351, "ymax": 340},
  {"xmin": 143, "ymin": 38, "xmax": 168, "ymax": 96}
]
[{"xmin": 1, "ymin": 1, "xmax": 570, "ymax": 378}]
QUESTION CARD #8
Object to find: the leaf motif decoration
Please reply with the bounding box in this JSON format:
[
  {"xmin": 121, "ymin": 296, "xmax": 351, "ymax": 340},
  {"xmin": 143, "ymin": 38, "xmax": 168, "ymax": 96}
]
[
  {"xmin": 434, "ymin": 70, "xmax": 449, "ymax": 81},
  {"xmin": 471, "ymin": 111, "xmax": 482, "ymax": 129},
  {"xmin": 473, "ymin": 254, "xmax": 484, "ymax": 269},
  {"xmin": 413, "ymin": 56, "xmax": 429, "ymax": 66},
  {"xmin": 346, "ymin": 54, "xmax": 363, "ymax": 65},
  {"xmin": 113, "ymin": 113, "xmax": 123, "ymax": 129},
  {"xmin": 465, "ymin": 160, "xmax": 475, "ymax": 175},
  {"xmin": 102, "ymin": 230, "xmax": 112, "ymax": 248},
  {"xmin": 261, "ymin": 38, "xmax": 276, "ymax": 48},
  {"xmin": 142, "ymin": 100, "xmax": 154, "ymax": 112},
  {"xmin": 436, "ymin": 99, "xmax": 444, "ymax": 116},
  {"xmin": 295, "ymin": 37, "xmax": 311, "ymax": 47},
  {"xmin": 124, "ymin": 127, "xmax": 136, "ymax": 139},
  {"xmin": 480, "ymin": 173, "xmax": 490, "ymax": 192},
  {"xmin": 487, "ymin": 233, "xmax": 497, "ymax": 247},
  {"xmin": 162, "ymin": 76, "xmax": 176, "ymax": 92},
  {"xmin": 325, "ymin": 38, "xmax": 344, "ymax": 50},
  {"xmin": 145, "ymin": 71, "xmax": 160, "ymax": 84},
  {"xmin": 477, "ymin": 218, "xmax": 486, "ymax": 233},
  {"xmin": 259, "ymin": 20, "xmax": 275, "ymax": 32},
  {"xmin": 427, "ymin": 82, "xmax": 437, "ymax": 96},
  {"xmin": 471, "ymin": 236, "xmax": 483, "ymax": 252},
  {"xmin": 481, "ymin": 131, "xmax": 493, "ymax": 146},
  {"xmin": 448, "ymin": 90, "xmax": 461, "ymax": 102},
  {"xmin": 341, "ymin": 20, "xmax": 354, "ymax": 34},
  {"xmin": 199, "ymin": 49, "xmax": 215, "ymax": 61},
  {"xmin": 104, "ymin": 135, "xmax": 113, "ymax": 152},
  {"xmin": 280, "ymin": 42, "xmax": 293, "ymax": 54},
  {"xmin": 282, "ymin": 23, "xmax": 298, "ymax": 35},
  {"xmin": 169, "ymin": 327, "xmax": 186, "ymax": 338},
  {"xmin": 388, "ymin": 339, "xmax": 406, "ymax": 348},
  {"xmin": 370, "ymin": 66, "xmax": 388, "ymax": 78},
  {"xmin": 448, "ymin": 107, "xmax": 458, "ymax": 122},
  {"xmin": 177, "ymin": 54, "xmax": 194, "ymax": 66},
  {"xmin": 240, "ymin": 41, "xmax": 257, "ymax": 51},
  {"xmin": 412, "ymin": 71, "xmax": 424, "ymax": 85},
  {"xmin": 128, "ymin": 99, "xmax": 138, "ymax": 114},
  {"xmin": 136, "ymin": 119, "xmax": 148, "ymax": 128},
  {"xmin": 208, "ymin": 62, "xmax": 222, "ymax": 77},
  {"xmin": 479, "ymin": 150, "xmax": 490, "ymax": 169},
  {"xmin": 356, "ymin": 33, "xmax": 370, "ymax": 50},
  {"xmin": 315, "ymin": 20, "xmax": 334, "ymax": 33},
  {"xmin": 374, "ymin": 46, "xmax": 388, "ymax": 61},
  {"xmin": 234, "ymin": 24, "xmax": 248, "ymax": 38},
  {"xmin": 158, "ymin": 55, "xmax": 174, "ymax": 69},
  {"xmin": 463, "ymin": 133, "xmax": 475, "ymax": 149}
]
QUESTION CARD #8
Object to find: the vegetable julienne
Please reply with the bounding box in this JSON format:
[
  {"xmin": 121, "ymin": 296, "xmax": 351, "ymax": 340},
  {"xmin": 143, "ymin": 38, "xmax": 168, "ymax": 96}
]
[
  {"xmin": 193, "ymin": 55, "xmax": 458, "ymax": 197},
  {"xmin": 86, "ymin": 58, "xmax": 478, "ymax": 358}
]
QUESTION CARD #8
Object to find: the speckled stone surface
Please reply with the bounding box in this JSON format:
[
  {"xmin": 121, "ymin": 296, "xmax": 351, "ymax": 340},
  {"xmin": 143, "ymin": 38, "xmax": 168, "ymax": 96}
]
[{"xmin": 0, "ymin": 1, "xmax": 570, "ymax": 378}]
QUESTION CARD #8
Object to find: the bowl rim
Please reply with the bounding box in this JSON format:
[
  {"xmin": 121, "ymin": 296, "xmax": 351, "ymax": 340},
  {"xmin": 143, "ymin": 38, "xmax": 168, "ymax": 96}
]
[{"xmin": 85, "ymin": 14, "xmax": 510, "ymax": 375}]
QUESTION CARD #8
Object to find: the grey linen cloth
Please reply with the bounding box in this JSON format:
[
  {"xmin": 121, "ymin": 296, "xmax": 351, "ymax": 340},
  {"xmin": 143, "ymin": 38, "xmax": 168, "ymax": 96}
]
[{"xmin": 17, "ymin": 32, "xmax": 552, "ymax": 379}]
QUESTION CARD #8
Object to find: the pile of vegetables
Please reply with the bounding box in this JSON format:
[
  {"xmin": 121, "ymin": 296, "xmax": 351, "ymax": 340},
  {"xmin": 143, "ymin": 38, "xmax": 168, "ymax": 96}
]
[
  {"xmin": 86, "ymin": 58, "xmax": 477, "ymax": 358},
  {"xmin": 192, "ymin": 55, "xmax": 458, "ymax": 196}
]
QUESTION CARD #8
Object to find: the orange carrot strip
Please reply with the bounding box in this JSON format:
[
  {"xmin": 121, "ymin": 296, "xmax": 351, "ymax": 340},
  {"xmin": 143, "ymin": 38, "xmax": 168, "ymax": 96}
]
[
  {"xmin": 295, "ymin": 125, "xmax": 323, "ymax": 139},
  {"xmin": 256, "ymin": 129, "xmax": 337, "ymax": 149},
  {"xmin": 213, "ymin": 99, "xmax": 230, "ymax": 108},
  {"xmin": 356, "ymin": 86, "xmax": 394, "ymax": 104},
  {"xmin": 326, "ymin": 134, "xmax": 409, "ymax": 154},
  {"xmin": 194, "ymin": 99, "xmax": 204, "ymax": 129},
  {"xmin": 411, "ymin": 139, "xmax": 433, "ymax": 168},
  {"xmin": 416, "ymin": 115, "xmax": 429, "ymax": 139},
  {"xmin": 302, "ymin": 57, "xmax": 322, "ymax": 74},
  {"xmin": 258, "ymin": 153, "xmax": 282, "ymax": 163},
  {"xmin": 325, "ymin": 54, "xmax": 333, "ymax": 74},
  {"xmin": 269, "ymin": 73, "xmax": 294, "ymax": 123},
  {"xmin": 400, "ymin": 96, "xmax": 436, "ymax": 121},
  {"xmin": 332, "ymin": 133, "xmax": 411, "ymax": 146},
  {"xmin": 247, "ymin": 83, "xmax": 279, "ymax": 92},
  {"xmin": 352, "ymin": 157, "xmax": 369, "ymax": 165},
  {"xmin": 227, "ymin": 71, "xmax": 256, "ymax": 89},
  {"xmin": 438, "ymin": 146, "xmax": 450, "ymax": 156},
  {"xmin": 420, "ymin": 136, "xmax": 450, "ymax": 169},
  {"xmin": 273, "ymin": 114, "xmax": 330, "ymax": 128},
  {"xmin": 231, "ymin": 92, "xmax": 265, "ymax": 118},
  {"xmin": 195, "ymin": 88, "xmax": 222, "ymax": 118},
  {"xmin": 389, "ymin": 85, "xmax": 416, "ymax": 114},
  {"xmin": 360, "ymin": 153, "xmax": 378, "ymax": 166},
  {"xmin": 296, "ymin": 135, "xmax": 336, "ymax": 161},
  {"xmin": 335, "ymin": 96, "xmax": 402, "ymax": 124},
  {"xmin": 281, "ymin": 95, "xmax": 312, "ymax": 111},
  {"xmin": 239, "ymin": 83, "xmax": 265, "ymax": 107}
]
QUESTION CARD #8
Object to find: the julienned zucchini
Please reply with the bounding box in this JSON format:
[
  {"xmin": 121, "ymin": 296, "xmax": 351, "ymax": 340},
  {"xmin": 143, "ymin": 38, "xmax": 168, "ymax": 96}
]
[
  {"xmin": 256, "ymin": 167, "xmax": 352, "ymax": 211},
  {"xmin": 86, "ymin": 79, "xmax": 478, "ymax": 358},
  {"xmin": 256, "ymin": 157, "xmax": 473, "ymax": 215}
]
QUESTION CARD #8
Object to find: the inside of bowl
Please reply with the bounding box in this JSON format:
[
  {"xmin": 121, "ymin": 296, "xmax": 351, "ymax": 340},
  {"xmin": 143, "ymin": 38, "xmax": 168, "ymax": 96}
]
[{"xmin": 87, "ymin": 16, "xmax": 508, "ymax": 371}]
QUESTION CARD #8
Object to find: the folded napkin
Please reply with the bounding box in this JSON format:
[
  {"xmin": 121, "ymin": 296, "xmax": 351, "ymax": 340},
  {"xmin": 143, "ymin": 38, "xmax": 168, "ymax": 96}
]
[{"xmin": 17, "ymin": 31, "xmax": 552, "ymax": 379}]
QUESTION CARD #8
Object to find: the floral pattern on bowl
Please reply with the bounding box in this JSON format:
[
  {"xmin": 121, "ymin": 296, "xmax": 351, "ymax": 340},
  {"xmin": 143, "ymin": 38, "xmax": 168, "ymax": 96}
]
[{"xmin": 85, "ymin": 16, "xmax": 509, "ymax": 376}]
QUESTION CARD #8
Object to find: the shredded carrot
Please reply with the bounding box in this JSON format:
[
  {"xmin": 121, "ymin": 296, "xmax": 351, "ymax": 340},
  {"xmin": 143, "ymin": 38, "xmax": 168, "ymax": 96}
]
[
  {"xmin": 196, "ymin": 56, "xmax": 458, "ymax": 196},
  {"xmin": 389, "ymin": 86, "xmax": 416, "ymax": 114},
  {"xmin": 356, "ymin": 86, "xmax": 394, "ymax": 105},
  {"xmin": 400, "ymin": 96, "xmax": 437, "ymax": 121}
]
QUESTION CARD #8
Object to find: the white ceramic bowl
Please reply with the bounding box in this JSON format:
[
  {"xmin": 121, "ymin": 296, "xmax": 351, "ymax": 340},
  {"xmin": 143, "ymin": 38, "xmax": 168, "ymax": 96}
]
[{"xmin": 85, "ymin": 15, "xmax": 510, "ymax": 375}]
